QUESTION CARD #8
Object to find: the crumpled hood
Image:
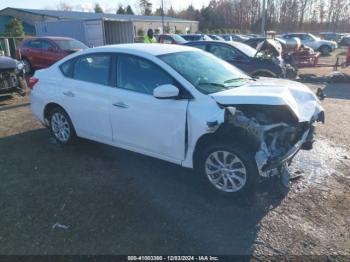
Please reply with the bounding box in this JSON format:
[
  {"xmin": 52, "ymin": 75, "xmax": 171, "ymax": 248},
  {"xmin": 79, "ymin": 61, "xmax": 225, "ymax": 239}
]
[
  {"xmin": 0, "ymin": 56, "xmax": 17, "ymax": 69},
  {"xmin": 211, "ymin": 78, "xmax": 322, "ymax": 122}
]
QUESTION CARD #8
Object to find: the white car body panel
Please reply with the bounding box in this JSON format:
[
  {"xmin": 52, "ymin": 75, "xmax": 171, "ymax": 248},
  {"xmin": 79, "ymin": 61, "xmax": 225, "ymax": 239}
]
[
  {"xmin": 30, "ymin": 44, "xmax": 324, "ymax": 171},
  {"xmin": 211, "ymin": 77, "xmax": 320, "ymax": 122}
]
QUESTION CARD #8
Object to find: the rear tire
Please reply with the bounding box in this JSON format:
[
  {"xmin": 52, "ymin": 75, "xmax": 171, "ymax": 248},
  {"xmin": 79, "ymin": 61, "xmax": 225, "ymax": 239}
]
[
  {"xmin": 196, "ymin": 143, "xmax": 259, "ymax": 196},
  {"xmin": 49, "ymin": 107, "xmax": 76, "ymax": 145},
  {"xmin": 22, "ymin": 59, "xmax": 32, "ymax": 74}
]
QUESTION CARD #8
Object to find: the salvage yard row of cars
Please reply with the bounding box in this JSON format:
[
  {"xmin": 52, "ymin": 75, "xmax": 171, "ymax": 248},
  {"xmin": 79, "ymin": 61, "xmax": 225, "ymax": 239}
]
[{"xmin": 1, "ymin": 32, "xmax": 331, "ymax": 194}]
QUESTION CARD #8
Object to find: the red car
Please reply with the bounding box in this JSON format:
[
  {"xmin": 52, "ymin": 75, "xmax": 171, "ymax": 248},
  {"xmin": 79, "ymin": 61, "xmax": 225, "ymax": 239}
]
[{"xmin": 16, "ymin": 37, "xmax": 88, "ymax": 73}]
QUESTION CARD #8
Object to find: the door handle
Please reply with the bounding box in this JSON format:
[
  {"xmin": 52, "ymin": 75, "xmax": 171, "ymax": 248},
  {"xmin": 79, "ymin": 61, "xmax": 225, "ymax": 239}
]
[
  {"xmin": 63, "ymin": 91, "xmax": 75, "ymax": 97},
  {"xmin": 112, "ymin": 101, "xmax": 128, "ymax": 108}
]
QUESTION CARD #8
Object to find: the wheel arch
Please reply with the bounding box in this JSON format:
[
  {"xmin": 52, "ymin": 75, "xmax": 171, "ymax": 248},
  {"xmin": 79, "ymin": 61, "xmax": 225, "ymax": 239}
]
[
  {"xmin": 44, "ymin": 102, "xmax": 70, "ymax": 124},
  {"xmin": 192, "ymin": 124, "xmax": 260, "ymax": 169},
  {"xmin": 317, "ymin": 44, "xmax": 331, "ymax": 52}
]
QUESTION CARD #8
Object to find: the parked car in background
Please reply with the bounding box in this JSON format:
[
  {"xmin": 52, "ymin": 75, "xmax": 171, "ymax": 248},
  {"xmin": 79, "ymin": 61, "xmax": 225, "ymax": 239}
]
[
  {"xmin": 222, "ymin": 34, "xmax": 249, "ymax": 42},
  {"xmin": 16, "ymin": 37, "xmax": 88, "ymax": 73},
  {"xmin": 231, "ymin": 34, "xmax": 250, "ymax": 42},
  {"xmin": 0, "ymin": 54, "xmax": 27, "ymax": 97},
  {"xmin": 319, "ymin": 32, "xmax": 343, "ymax": 43},
  {"xmin": 158, "ymin": 34, "xmax": 187, "ymax": 44},
  {"xmin": 208, "ymin": 34, "xmax": 225, "ymax": 41},
  {"xmin": 280, "ymin": 33, "xmax": 337, "ymax": 55},
  {"xmin": 339, "ymin": 35, "xmax": 350, "ymax": 47},
  {"xmin": 244, "ymin": 37, "xmax": 267, "ymax": 48},
  {"xmin": 183, "ymin": 40, "xmax": 293, "ymax": 78},
  {"xmin": 180, "ymin": 34, "xmax": 213, "ymax": 41},
  {"xmin": 30, "ymin": 44, "xmax": 324, "ymax": 194}
]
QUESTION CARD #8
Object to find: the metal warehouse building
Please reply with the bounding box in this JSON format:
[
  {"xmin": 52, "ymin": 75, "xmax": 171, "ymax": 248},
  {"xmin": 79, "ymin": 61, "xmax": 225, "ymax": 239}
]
[{"xmin": 0, "ymin": 7, "xmax": 199, "ymax": 46}]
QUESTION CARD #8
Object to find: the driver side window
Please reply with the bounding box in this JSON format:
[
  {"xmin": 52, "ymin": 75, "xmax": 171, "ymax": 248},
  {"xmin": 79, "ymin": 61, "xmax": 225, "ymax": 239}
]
[
  {"xmin": 209, "ymin": 45, "xmax": 238, "ymax": 61},
  {"xmin": 117, "ymin": 54, "xmax": 174, "ymax": 95}
]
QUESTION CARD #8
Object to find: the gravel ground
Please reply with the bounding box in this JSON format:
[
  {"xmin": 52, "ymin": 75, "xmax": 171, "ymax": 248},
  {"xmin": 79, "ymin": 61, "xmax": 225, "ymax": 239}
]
[{"xmin": 0, "ymin": 54, "xmax": 349, "ymax": 256}]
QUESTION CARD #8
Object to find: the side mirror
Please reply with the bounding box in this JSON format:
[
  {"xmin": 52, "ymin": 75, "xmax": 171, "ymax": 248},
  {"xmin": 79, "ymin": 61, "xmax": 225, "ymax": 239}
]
[{"xmin": 153, "ymin": 84, "xmax": 179, "ymax": 99}]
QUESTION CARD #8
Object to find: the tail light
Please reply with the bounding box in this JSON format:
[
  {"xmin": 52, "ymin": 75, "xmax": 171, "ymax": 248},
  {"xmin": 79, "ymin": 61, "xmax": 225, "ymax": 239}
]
[{"xmin": 28, "ymin": 77, "xmax": 39, "ymax": 90}]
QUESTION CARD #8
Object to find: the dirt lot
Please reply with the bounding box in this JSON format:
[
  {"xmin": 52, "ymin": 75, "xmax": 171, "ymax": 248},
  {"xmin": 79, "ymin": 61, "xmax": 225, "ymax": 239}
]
[{"xmin": 0, "ymin": 53, "xmax": 349, "ymax": 256}]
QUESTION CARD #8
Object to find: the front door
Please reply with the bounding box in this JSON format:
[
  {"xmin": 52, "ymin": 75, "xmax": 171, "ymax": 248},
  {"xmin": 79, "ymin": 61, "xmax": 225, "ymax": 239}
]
[{"xmin": 109, "ymin": 54, "xmax": 188, "ymax": 162}]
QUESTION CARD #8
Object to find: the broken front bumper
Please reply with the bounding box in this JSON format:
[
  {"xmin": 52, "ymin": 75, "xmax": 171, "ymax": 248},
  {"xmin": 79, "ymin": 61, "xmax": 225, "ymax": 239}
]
[{"xmin": 256, "ymin": 110, "xmax": 324, "ymax": 178}]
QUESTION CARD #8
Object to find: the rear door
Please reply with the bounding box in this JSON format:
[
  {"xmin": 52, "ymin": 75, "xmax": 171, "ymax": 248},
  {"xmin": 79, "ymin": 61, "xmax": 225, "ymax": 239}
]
[
  {"xmin": 39, "ymin": 39, "xmax": 63, "ymax": 68},
  {"xmin": 59, "ymin": 53, "xmax": 114, "ymax": 142},
  {"xmin": 23, "ymin": 39, "xmax": 43, "ymax": 69}
]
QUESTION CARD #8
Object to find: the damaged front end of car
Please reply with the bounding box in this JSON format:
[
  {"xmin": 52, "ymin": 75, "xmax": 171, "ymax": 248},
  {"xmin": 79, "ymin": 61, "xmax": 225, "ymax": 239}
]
[
  {"xmin": 0, "ymin": 56, "xmax": 27, "ymax": 97},
  {"xmin": 220, "ymin": 103, "xmax": 324, "ymax": 180}
]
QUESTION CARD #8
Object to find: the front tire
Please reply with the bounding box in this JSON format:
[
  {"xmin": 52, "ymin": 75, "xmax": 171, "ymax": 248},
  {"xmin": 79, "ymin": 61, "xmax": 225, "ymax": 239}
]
[
  {"xmin": 319, "ymin": 45, "xmax": 331, "ymax": 55},
  {"xmin": 49, "ymin": 107, "xmax": 76, "ymax": 145},
  {"xmin": 197, "ymin": 143, "xmax": 259, "ymax": 195}
]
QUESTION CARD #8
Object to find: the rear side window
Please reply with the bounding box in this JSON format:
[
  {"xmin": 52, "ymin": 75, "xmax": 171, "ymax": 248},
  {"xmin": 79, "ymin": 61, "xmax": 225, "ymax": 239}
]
[
  {"xmin": 25, "ymin": 40, "xmax": 41, "ymax": 49},
  {"xmin": 60, "ymin": 60, "xmax": 73, "ymax": 77},
  {"xmin": 59, "ymin": 54, "xmax": 112, "ymax": 86},
  {"xmin": 73, "ymin": 55, "xmax": 111, "ymax": 86}
]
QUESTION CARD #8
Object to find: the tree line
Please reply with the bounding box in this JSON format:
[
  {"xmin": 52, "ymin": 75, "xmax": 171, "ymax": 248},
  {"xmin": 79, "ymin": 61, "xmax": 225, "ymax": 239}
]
[{"xmin": 62, "ymin": 0, "xmax": 350, "ymax": 33}]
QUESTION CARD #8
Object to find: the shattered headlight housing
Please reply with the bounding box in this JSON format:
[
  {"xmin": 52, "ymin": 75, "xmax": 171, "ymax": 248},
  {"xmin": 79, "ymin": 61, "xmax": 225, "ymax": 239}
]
[{"xmin": 15, "ymin": 61, "xmax": 25, "ymax": 74}]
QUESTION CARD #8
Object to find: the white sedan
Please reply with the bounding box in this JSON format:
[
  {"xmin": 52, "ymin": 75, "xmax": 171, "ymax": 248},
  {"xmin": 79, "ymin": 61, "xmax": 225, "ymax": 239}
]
[{"xmin": 30, "ymin": 44, "xmax": 324, "ymax": 195}]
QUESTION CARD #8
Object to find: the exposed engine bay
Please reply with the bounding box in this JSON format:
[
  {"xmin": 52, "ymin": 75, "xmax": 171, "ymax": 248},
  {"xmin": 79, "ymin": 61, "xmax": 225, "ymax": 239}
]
[
  {"xmin": 222, "ymin": 104, "xmax": 324, "ymax": 178},
  {"xmin": 0, "ymin": 55, "xmax": 27, "ymax": 97}
]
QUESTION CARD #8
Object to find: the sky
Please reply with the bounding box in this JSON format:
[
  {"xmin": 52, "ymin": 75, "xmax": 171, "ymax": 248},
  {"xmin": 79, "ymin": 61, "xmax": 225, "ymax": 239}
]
[{"xmin": 0, "ymin": 0, "xmax": 211, "ymax": 13}]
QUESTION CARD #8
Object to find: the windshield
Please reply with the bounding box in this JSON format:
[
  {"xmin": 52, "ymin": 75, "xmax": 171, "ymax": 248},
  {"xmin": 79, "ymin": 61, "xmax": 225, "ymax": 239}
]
[
  {"xmin": 231, "ymin": 42, "xmax": 257, "ymax": 57},
  {"xmin": 159, "ymin": 51, "xmax": 250, "ymax": 94},
  {"xmin": 172, "ymin": 34, "xmax": 186, "ymax": 43},
  {"xmin": 54, "ymin": 39, "xmax": 88, "ymax": 51}
]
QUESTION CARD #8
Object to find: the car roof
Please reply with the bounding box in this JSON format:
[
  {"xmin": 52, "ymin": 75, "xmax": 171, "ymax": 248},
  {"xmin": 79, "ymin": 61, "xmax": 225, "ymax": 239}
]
[
  {"xmin": 184, "ymin": 40, "xmax": 243, "ymax": 45},
  {"xmin": 25, "ymin": 36, "xmax": 76, "ymax": 41},
  {"xmin": 93, "ymin": 43, "xmax": 198, "ymax": 56}
]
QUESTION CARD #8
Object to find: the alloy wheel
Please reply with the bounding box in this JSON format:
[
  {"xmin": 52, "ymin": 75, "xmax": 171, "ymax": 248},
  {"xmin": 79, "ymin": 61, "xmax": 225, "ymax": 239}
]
[
  {"xmin": 205, "ymin": 150, "xmax": 247, "ymax": 192},
  {"xmin": 51, "ymin": 112, "xmax": 71, "ymax": 143}
]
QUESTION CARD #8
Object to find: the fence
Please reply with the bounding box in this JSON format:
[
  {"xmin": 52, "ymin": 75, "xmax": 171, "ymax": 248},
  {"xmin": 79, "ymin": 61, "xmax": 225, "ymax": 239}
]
[{"xmin": 0, "ymin": 37, "xmax": 25, "ymax": 58}]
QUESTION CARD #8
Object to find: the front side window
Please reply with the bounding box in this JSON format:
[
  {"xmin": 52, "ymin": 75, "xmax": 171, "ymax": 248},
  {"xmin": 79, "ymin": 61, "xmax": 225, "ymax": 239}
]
[
  {"xmin": 209, "ymin": 44, "xmax": 237, "ymax": 61},
  {"xmin": 40, "ymin": 40, "xmax": 54, "ymax": 50},
  {"xmin": 73, "ymin": 54, "xmax": 111, "ymax": 86},
  {"xmin": 159, "ymin": 51, "xmax": 250, "ymax": 94},
  {"xmin": 117, "ymin": 54, "xmax": 174, "ymax": 95}
]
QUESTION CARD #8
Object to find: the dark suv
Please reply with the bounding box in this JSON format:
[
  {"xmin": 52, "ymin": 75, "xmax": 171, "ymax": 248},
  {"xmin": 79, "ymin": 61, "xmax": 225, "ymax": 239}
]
[
  {"xmin": 183, "ymin": 41, "xmax": 289, "ymax": 78},
  {"xmin": 16, "ymin": 37, "xmax": 87, "ymax": 73}
]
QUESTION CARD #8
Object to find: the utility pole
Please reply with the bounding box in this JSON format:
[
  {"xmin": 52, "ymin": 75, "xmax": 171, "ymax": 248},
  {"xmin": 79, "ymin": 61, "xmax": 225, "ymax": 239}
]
[
  {"xmin": 161, "ymin": 0, "xmax": 165, "ymax": 33},
  {"xmin": 261, "ymin": 0, "xmax": 266, "ymax": 36}
]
